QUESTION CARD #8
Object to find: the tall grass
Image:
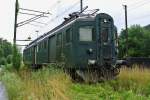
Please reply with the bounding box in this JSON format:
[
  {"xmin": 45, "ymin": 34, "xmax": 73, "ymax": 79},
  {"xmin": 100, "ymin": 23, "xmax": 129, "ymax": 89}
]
[
  {"xmin": 0, "ymin": 66, "xmax": 72, "ymax": 100},
  {"xmin": 1, "ymin": 65, "xmax": 150, "ymax": 100},
  {"xmin": 116, "ymin": 67, "xmax": 150, "ymax": 96}
]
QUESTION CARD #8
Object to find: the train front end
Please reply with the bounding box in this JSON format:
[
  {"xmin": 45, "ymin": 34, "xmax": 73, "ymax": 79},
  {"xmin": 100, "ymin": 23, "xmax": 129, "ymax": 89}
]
[
  {"xmin": 75, "ymin": 13, "xmax": 119, "ymax": 82},
  {"xmin": 95, "ymin": 13, "xmax": 117, "ymax": 68}
]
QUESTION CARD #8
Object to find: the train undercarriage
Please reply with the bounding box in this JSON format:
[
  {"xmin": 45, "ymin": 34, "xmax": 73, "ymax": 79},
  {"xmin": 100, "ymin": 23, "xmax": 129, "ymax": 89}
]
[{"xmin": 66, "ymin": 65, "xmax": 120, "ymax": 83}]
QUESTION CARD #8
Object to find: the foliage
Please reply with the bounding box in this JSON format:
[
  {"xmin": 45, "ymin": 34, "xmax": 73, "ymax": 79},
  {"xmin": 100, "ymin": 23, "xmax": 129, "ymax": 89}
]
[
  {"xmin": 0, "ymin": 57, "xmax": 6, "ymax": 65},
  {"xmin": 118, "ymin": 25, "xmax": 150, "ymax": 58},
  {"xmin": 0, "ymin": 38, "xmax": 13, "ymax": 65},
  {"xmin": 0, "ymin": 38, "xmax": 12, "ymax": 58},
  {"xmin": 6, "ymin": 55, "xmax": 12, "ymax": 64},
  {"xmin": 5, "ymin": 64, "xmax": 13, "ymax": 71},
  {"xmin": 144, "ymin": 24, "xmax": 150, "ymax": 31},
  {"xmin": 0, "ymin": 38, "xmax": 22, "ymax": 70},
  {"xmin": 12, "ymin": 45, "xmax": 22, "ymax": 71}
]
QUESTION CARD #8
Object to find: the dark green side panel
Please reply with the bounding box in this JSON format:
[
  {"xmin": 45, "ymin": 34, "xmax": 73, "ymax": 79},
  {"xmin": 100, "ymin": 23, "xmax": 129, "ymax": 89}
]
[{"xmin": 48, "ymin": 35, "xmax": 56, "ymax": 62}]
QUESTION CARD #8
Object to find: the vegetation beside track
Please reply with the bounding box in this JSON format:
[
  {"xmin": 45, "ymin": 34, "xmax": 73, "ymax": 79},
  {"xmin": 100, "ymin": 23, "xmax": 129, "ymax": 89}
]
[{"xmin": 1, "ymin": 65, "xmax": 150, "ymax": 100}]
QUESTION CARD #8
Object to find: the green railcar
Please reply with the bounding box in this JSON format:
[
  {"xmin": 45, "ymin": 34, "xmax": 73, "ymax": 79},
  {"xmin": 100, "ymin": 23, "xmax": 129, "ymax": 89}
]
[{"xmin": 23, "ymin": 13, "xmax": 119, "ymax": 82}]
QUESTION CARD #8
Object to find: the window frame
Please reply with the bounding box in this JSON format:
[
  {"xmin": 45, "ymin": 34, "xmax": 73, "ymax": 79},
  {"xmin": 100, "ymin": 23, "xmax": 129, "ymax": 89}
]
[
  {"xmin": 65, "ymin": 28, "xmax": 72, "ymax": 43},
  {"xmin": 101, "ymin": 28, "xmax": 109, "ymax": 43},
  {"xmin": 78, "ymin": 26, "xmax": 95, "ymax": 42},
  {"xmin": 44, "ymin": 40, "xmax": 47, "ymax": 49},
  {"xmin": 57, "ymin": 33, "xmax": 62, "ymax": 46}
]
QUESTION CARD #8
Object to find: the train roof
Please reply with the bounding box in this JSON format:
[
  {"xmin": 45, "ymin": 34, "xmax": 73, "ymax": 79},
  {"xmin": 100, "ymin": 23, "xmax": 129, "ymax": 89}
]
[
  {"xmin": 24, "ymin": 12, "xmax": 113, "ymax": 50},
  {"xmin": 24, "ymin": 14, "xmax": 96, "ymax": 50}
]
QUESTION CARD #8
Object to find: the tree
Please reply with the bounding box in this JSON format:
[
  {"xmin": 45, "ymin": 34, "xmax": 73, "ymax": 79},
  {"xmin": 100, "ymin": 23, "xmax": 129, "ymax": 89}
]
[
  {"xmin": 0, "ymin": 47, "xmax": 4, "ymax": 57},
  {"xmin": 0, "ymin": 39, "xmax": 12, "ymax": 58},
  {"xmin": 0, "ymin": 38, "xmax": 22, "ymax": 70},
  {"xmin": 118, "ymin": 25, "xmax": 150, "ymax": 58}
]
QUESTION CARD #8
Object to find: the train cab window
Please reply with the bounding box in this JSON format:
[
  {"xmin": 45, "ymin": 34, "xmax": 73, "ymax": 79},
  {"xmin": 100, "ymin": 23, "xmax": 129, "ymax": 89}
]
[
  {"xmin": 66, "ymin": 28, "xmax": 71, "ymax": 43},
  {"xmin": 79, "ymin": 26, "xmax": 94, "ymax": 42},
  {"xmin": 101, "ymin": 28, "xmax": 109, "ymax": 42}
]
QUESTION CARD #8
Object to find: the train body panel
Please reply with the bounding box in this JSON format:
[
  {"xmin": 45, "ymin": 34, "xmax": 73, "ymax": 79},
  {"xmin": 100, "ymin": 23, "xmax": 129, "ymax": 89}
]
[
  {"xmin": 48, "ymin": 35, "xmax": 56, "ymax": 63},
  {"xmin": 23, "ymin": 13, "xmax": 119, "ymax": 81},
  {"xmin": 23, "ymin": 13, "xmax": 117, "ymax": 68}
]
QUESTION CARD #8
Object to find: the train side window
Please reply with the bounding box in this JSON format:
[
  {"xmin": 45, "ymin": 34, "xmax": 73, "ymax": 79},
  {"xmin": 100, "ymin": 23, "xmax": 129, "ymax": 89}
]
[
  {"xmin": 66, "ymin": 28, "xmax": 71, "ymax": 43},
  {"xmin": 44, "ymin": 40, "xmax": 47, "ymax": 49},
  {"xmin": 57, "ymin": 33, "xmax": 62, "ymax": 45},
  {"xmin": 79, "ymin": 26, "xmax": 94, "ymax": 41},
  {"xmin": 30, "ymin": 47, "xmax": 32, "ymax": 56},
  {"xmin": 29, "ymin": 49, "xmax": 30, "ymax": 55},
  {"xmin": 39, "ymin": 43, "xmax": 43, "ymax": 51},
  {"xmin": 37, "ymin": 45, "xmax": 39, "ymax": 52}
]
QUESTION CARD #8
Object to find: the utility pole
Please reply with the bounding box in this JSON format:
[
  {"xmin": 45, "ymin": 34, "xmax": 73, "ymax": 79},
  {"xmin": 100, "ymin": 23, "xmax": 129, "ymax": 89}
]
[
  {"xmin": 13, "ymin": 0, "xmax": 18, "ymax": 46},
  {"xmin": 80, "ymin": 0, "xmax": 83, "ymax": 12},
  {"xmin": 123, "ymin": 5, "xmax": 128, "ymax": 57},
  {"xmin": 13, "ymin": 0, "xmax": 19, "ymax": 70}
]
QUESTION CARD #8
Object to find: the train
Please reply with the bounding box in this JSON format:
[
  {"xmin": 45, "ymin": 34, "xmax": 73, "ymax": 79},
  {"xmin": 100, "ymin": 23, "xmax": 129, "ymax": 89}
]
[{"xmin": 23, "ymin": 11, "xmax": 120, "ymax": 82}]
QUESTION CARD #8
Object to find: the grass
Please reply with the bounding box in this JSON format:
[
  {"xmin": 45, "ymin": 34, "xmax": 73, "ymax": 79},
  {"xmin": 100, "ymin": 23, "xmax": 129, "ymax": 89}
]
[
  {"xmin": 1, "ymin": 65, "xmax": 150, "ymax": 100},
  {"xmin": 0, "ymin": 67, "xmax": 72, "ymax": 100}
]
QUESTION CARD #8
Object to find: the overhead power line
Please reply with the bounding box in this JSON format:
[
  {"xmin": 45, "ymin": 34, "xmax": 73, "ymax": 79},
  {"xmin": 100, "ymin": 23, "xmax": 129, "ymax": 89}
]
[
  {"xmin": 46, "ymin": 0, "xmax": 80, "ymax": 24},
  {"xmin": 128, "ymin": 13, "xmax": 150, "ymax": 23},
  {"xmin": 16, "ymin": 40, "xmax": 32, "ymax": 41},
  {"xmin": 128, "ymin": 0, "xmax": 147, "ymax": 7},
  {"xmin": 128, "ymin": 0, "xmax": 150, "ymax": 11},
  {"xmin": 17, "ymin": 44, "xmax": 28, "ymax": 46},
  {"xmin": 17, "ymin": 14, "xmax": 45, "ymax": 27},
  {"xmin": 48, "ymin": 0, "xmax": 61, "ymax": 11},
  {"xmin": 115, "ymin": 0, "xmax": 150, "ymax": 18},
  {"xmin": 20, "ymin": 8, "xmax": 51, "ymax": 15},
  {"xmin": 28, "ymin": 23, "xmax": 43, "ymax": 28},
  {"xmin": 33, "ymin": 21, "xmax": 47, "ymax": 25},
  {"xmin": 19, "ymin": 12, "xmax": 41, "ymax": 16}
]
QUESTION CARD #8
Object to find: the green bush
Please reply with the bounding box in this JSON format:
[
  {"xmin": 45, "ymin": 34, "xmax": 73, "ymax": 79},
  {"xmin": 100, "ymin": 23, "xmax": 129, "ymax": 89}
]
[
  {"xmin": 12, "ymin": 45, "xmax": 22, "ymax": 71},
  {"xmin": 6, "ymin": 55, "xmax": 12, "ymax": 64},
  {"xmin": 5, "ymin": 64, "xmax": 13, "ymax": 71},
  {"xmin": 0, "ymin": 57, "xmax": 6, "ymax": 65}
]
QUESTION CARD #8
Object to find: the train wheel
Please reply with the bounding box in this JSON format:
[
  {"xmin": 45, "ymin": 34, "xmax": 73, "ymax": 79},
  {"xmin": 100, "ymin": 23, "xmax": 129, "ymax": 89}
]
[{"xmin": 100, "ymin": 66, "xmax": 118, "ymax": 81}]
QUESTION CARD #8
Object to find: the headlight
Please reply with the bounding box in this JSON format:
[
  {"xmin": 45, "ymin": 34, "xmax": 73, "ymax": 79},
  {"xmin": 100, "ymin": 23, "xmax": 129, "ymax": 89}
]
[
  {"xmin": 87, "ymin": 48, "xmax": 93, "ymax": 54},
  {"xmin": 88, "ymin": 60, "xmax": 96, "ymax": 65}
]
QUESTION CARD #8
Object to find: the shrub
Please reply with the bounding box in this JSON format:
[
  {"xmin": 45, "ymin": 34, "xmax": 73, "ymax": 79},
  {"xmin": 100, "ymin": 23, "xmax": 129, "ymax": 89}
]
[
  {"xmin": 0, "ymin": 57, "xmax": 6, "ymax": 65},
  {"xmin": 6, "ymin": 55, "xmax": 12, "ymax": 64},
  {"xmin": 5, "ymin": 64, "xmax": 13, "ymax": 71},
  {"xmin": 12, "ymin": 45, "xmax": 22, "ymax": 71}
]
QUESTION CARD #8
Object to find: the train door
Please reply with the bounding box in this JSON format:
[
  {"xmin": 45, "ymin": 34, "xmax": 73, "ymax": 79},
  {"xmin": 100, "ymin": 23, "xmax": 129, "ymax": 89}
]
[
  {"xmin": 48, "ymin": 35, "xmax": 56, "ymax": 62},
  {"xmin": 33, "ymin": 45, "xmax": 37, "ymax": 65},
  {"xmin": 101, "ymin": 27, "xmax": 111, "ymax": 56},
  {"xmin": 96, "ymin": 14, "xmax": 113, "ymax": 65},
  {"xmin": 56, "ymin": 33, "xmax": 62, "ymax": 61}
]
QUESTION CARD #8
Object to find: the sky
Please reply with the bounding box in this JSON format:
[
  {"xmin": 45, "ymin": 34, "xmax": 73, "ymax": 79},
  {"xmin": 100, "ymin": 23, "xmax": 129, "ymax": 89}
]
[{"xmin": 0, "ymin": 0, "xmax": 150, "ymax": 49}]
